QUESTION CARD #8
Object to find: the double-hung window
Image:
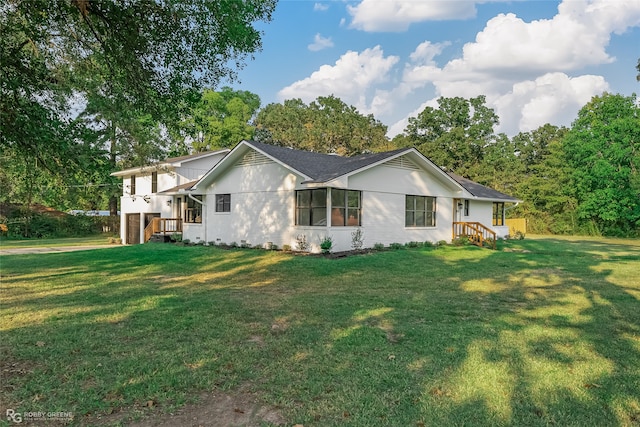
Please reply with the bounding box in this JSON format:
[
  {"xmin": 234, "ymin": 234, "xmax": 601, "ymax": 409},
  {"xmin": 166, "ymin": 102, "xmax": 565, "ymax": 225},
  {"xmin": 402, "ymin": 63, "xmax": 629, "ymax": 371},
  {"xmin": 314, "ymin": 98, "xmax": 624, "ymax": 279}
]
[
  {"xmin": 406, "ymin": 195, "xmax": 436, "ymax": 227},
  {"xmin": 216, "ymin": 194, "xmax": 231, "ymax": 212},
  {"xmin": 151, "ymin": 172, "xmax": 158, "ymax": 193},
  {"xmin": 331, "ymin": 189, "xmax": 362, "ymax": 226},
  {"xmin": 493, "ymin": 202, "xmax": 505, "ymax": 226},
  {"xmin": 295, "ymin": 189, "xmax": 327, "ymax": 226}
]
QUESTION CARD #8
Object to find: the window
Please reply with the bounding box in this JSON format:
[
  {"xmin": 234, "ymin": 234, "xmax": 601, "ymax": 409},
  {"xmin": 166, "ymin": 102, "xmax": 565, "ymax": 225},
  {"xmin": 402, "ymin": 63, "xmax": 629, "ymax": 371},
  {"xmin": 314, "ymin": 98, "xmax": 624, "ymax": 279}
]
[
  {"xmin": 151, "ymin": 172, "xmax": 158, "ymax": 193},
  {"xmin": 130, "ymin": 175, "xmax": 136, "ymax": 195},
  {"xmin": 295, "ymin": 189, "xmax": 327, "ymax": 226},
  {"xmin": 331, "ymin": 189, "xmax": 362, "ymax": 226},
  {"xmin": 493, "ymin": 202, "xmax": 505, "ymax": 226},
  {"xmin": 406, "ymin": 195, "xmax": 436, "ymax": 227},
  {"xmin": 464, "ymin": 199, "xmax": 469, "ymax": 216},
  {"xmin": 185, "ymin": 195, "xmax": 202, "ymax": 223},
  {"xmin": 216, "ymin": 194, "xmax": 231, "ymax": 212}
]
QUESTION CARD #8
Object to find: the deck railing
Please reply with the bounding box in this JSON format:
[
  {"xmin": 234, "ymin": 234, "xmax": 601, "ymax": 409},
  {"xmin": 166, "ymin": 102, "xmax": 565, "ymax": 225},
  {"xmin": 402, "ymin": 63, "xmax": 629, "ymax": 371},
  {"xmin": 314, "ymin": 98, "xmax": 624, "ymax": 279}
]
[
  {"xmin": 452, "ymin": 221, "xmax": 497, "ymax": 249},
  {"xmin": 144, "ymin": 218, "xmax": 182, "ymax": 243}
]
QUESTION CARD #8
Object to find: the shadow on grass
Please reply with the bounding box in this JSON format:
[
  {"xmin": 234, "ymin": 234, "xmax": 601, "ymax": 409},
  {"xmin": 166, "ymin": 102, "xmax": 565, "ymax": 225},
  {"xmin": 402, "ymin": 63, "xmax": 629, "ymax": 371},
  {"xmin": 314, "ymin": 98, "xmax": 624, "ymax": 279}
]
[{"xmin": 1, "ymin": 239, "xmax": 639, "ymax": 426}]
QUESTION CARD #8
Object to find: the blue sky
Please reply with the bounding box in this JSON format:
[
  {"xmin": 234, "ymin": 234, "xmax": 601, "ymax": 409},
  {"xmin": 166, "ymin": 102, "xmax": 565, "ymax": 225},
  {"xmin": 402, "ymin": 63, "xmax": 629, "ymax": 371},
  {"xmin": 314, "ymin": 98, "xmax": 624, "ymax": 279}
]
[{"xmin": 229, "ymin": 0, "xmax": 640, "ymax": 138}]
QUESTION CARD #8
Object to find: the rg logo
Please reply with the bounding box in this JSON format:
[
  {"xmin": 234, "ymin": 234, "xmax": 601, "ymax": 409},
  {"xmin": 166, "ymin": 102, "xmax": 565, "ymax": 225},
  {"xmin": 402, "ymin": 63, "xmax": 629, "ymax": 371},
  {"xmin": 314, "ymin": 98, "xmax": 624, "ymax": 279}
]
[{"xmin": 6, "ymin": 409, "xmax": 22, "ymax": 423}]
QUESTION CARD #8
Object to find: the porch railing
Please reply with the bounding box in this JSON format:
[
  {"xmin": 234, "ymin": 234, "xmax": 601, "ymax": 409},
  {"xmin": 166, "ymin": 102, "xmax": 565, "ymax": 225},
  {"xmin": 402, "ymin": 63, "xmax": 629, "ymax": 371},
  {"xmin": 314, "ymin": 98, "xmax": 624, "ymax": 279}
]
[
  {"xmin": 144, "ymin": 218, "xmax": 182, "ymax": 243},
  {"xmin": 452, "ymin": 221, "xmax": 496, "ymax": 249}
]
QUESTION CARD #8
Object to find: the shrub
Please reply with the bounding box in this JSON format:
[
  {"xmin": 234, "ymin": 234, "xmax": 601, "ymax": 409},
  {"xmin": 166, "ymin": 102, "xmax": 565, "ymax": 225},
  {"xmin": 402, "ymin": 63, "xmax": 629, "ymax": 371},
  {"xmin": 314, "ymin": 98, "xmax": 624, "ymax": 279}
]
[
  {"xmin": 389, "ymin": 242, "xmax": 403, "ymax": 250},
  {"xmin": 229, "ymin": 241, "xmax": 238, "ymax": 248},
  {"xmin": 405, "ymin": 241, "xmax": 421, "ymax": 248},
  {"xmin": 282, "ymin": 244, "xmax": 290, "ymax": 251},
  {"xmin": 171, "ymin": 232, "xmax": 183, "ymax": 242},
  {"xmin": 513, "ymin": 231, "xmax": 525, "ymax": 240},
  {"xmin": 319, "ymin": 236, "xmax": 333, "ymax": 254},
  {"xmin": 351, "ymin": 228, "xmax": 364, "ymax": 250},
  {"xmin": 295, "ymin": 234, "xmax": 309, "ymax": 252},
  {"xmin": 182, "ymin": 239, "xmax": 191, "ymax": 245},
  {"xmin": 436, "ymin": 240, "xmax": 448, "ymax": 248},
  {"xmin": 423, "ymin": 241, "xmax": 434, "ymax": 247},
  {"xmin": 373, "ymin": 242, "xmax": 385, "ymax": 251}
]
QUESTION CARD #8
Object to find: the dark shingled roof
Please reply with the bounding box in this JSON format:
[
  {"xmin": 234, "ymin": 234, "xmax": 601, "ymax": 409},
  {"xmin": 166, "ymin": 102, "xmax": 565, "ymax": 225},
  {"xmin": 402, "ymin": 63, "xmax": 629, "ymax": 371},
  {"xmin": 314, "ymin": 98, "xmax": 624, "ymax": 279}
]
[
  {"xmin": 447, "ymin": 172, "xmax": 519, "ymax": 201},
  {"xmin": 245, "ymin": 140, "xmax": 409, "ymax": 182}
]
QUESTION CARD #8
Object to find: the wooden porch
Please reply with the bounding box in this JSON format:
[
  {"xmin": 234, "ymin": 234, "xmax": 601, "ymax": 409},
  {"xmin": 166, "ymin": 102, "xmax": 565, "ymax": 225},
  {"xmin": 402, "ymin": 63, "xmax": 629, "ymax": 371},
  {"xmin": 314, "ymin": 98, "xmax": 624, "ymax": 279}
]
[
  {"xmin": 144, "ymin": 218, "xmax": 182, "ymax": 243},
  {"xmin": 452, "ymin": 222, "xmax": 496, "ymax": 249}
]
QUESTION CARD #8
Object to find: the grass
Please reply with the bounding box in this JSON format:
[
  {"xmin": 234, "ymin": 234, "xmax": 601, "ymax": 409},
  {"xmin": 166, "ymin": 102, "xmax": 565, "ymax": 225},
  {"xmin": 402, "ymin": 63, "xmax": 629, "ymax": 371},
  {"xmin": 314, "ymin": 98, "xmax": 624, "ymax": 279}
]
[
  {"xmin": 0, "ymin": 235, "xmax": 114, "ymax": 249},
  {"xmin": 1, "ymin": 236, "xmax": 639, "ymax": 426}
]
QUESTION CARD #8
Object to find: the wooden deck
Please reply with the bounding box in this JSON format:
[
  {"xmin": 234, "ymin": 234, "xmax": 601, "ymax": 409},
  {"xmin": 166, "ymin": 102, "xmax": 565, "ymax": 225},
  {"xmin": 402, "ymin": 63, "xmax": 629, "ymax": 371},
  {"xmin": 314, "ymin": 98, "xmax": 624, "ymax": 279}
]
[{"xmin": 144, "ymin": 218, "xmax": 182, "ymax": 243}]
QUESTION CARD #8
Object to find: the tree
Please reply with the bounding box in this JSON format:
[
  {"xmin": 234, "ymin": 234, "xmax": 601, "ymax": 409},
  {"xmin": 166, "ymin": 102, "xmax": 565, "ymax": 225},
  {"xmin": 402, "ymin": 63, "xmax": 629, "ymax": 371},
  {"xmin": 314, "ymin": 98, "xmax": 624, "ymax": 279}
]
[
  {"xmin": 563, "ymin": 93, "xmax": 640, "ymax": 236},
  {"xmin": 1, "ymin": 0, "xmax": 275, "ymax": 209},
  {"xmin": 255, "ymin": 96, "xmax": 391, "ymax": 155},
  {"xmin": 396, "ymin": 96, "xmax": 499, "ymax": 177},
  {"xmin": 176, "ymin": 88, "xmax": 261, "ymax": 152},
  {"xmin": 636, "ymin": 58, "xmax": 640, "ymax": 81}
]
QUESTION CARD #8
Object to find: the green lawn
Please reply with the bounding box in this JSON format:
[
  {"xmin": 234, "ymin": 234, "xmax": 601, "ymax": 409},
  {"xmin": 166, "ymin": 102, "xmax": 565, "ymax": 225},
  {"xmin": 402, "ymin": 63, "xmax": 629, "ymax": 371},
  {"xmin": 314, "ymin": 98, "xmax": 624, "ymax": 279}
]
[
  {"xmin": 0, "ymin": 235, "xmax": 114, "ymax": 249},
  {"xmin": 1, "ymin": 236, "xmax": 639, "ymax": 426}
]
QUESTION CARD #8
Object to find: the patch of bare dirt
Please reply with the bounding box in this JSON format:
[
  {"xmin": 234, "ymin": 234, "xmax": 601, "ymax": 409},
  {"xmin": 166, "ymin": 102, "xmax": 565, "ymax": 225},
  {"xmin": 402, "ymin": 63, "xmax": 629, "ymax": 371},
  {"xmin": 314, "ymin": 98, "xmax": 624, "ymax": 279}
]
[{"xmin": 90, "ymin": 389, "xmax": 286, "ymax": 427}]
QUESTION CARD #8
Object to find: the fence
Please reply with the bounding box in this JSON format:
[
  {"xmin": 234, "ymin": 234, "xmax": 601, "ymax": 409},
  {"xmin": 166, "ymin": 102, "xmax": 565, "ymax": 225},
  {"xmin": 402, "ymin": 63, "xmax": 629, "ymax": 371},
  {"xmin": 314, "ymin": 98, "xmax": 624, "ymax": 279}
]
[{"xmin": 505, "ymin": 218, "xmax": 526, "ymax": 235}]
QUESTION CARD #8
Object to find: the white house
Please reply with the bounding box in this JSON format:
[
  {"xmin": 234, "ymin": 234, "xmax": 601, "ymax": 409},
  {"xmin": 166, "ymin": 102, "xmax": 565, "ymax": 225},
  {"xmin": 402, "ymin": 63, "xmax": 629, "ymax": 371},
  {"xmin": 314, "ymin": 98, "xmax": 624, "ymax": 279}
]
[
  {"xmin": 111, "ymin": 149, "xmax": 229, "ymax": 244},
  {"xmin": 113, "ymin": 140, "xmax": 519, "ymax": 251}
]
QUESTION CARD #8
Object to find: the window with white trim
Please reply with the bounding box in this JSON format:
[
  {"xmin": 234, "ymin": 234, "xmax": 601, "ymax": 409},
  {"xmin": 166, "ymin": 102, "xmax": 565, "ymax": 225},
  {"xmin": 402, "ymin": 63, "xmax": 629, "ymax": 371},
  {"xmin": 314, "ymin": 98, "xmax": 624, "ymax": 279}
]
[
  {"xmin": 295, "ymin": 189, "xmax": 327, "ymax": 226},
  {"xmin": 216, "ymin": 194, "xmax": 231, "ymax": 212},
  {"xmin": 493, "ymin": 202, "xmax": 505, "ymax": 226},
  {"xmin": 405, "ymin": 195, "xmax": 436, "ymax": 227},
  {"xmin": 331, "ymin": 189, "xmax": 362, "ymax": 226}
]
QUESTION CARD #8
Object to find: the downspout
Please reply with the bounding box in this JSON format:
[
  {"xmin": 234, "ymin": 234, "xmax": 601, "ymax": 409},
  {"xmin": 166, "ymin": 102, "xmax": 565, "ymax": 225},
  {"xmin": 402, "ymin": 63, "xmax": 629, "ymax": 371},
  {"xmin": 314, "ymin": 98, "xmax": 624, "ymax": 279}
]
[{"xmin": 187, "ymin": 192, "xmax": 207, "ymax": 243}]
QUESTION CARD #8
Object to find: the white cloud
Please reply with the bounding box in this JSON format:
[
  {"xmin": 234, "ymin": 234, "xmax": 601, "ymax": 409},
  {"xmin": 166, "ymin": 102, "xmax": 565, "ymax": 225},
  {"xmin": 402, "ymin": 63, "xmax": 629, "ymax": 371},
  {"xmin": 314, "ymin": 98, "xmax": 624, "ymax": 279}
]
[
  {"xmin": 308, "ymin": 33, "xmax": 334, "ymax": 52},
  {"xmin": 278, "ymin": 46, "xmax": 399, "ymax": 112},
  {"xmin": 314, "ymin": 3, "xmax": 329, "ymax": 12},
  {"xmin": 348, "ymin": 0, "xmax": 478, "ymax": 32},
  {"xmin": 494, "ymin": 73, "xmax": 609, "ymax": 135},
  {"xmin": 385, "ymin": 0, "xmax": 639, "ymax": 136}
]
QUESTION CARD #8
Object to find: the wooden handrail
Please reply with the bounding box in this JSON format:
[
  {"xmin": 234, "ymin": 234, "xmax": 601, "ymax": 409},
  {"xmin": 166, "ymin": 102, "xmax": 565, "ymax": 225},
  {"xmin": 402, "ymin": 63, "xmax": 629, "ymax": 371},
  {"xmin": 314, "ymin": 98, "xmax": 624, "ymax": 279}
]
[
  {"xmin": 144, "ymin": 218, "xmax": 183, "ymax": 242},
  {"xmin": 452, "ymin": 221, "xmax": 497, "ymax": 249}
]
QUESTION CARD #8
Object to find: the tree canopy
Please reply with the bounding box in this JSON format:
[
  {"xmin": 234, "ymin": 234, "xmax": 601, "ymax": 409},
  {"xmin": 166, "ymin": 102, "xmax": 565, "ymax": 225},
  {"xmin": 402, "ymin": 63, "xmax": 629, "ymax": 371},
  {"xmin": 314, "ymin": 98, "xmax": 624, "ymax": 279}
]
[
  {"xmin": 396, "ymin": 96, "xmax": 499, "ymax": 177},
  {"xmin": 175, "ymin": 88, "xmax": 261, "ymax": 152},
  {"xmin": 1, "ymin": 0, "xmax": 276, "ymax": 211},
  {"xmin": 255, "ymin": 96, "xmax": 392, "ymax": 155}
]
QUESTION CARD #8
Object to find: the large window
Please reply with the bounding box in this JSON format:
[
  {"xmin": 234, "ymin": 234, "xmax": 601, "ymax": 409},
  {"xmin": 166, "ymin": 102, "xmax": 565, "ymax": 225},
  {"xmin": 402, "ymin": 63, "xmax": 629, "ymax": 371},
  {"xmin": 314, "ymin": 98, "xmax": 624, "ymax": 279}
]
[
  {"xmin": 295, "ymin": 189, "xmax": 327, "ymax": 226},
  {"xmin": 406, "ymin": 195, "xmax": 436, "ymax": 227},
  {"xmin": 216, "ymin": 194, "xmax": 231, "ymax": 212},
  {"xmin": 464, "ymin": 200, "xmax": 469, "ymax": 216},
  {"xmin": 331, "ymin": 189, "xmax": 362, "ymax": 226},
  {"xmin": 185, "ymin": 195, "xmax": 202, "ymax": 223},
  {"xmin": 493, "ymin": 202, "xmax": 505, "ymax": 226},
  {"xmin": 151, "ymin": 172, "xmax": 158, "ymax": 193}
]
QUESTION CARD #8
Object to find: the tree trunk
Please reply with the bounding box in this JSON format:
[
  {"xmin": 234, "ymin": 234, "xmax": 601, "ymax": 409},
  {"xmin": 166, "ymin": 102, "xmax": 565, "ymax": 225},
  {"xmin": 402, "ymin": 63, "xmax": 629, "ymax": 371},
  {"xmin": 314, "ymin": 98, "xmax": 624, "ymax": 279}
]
[{"xmin": 109, "ymin": 122, "xmax": 118, "ymax": 216}]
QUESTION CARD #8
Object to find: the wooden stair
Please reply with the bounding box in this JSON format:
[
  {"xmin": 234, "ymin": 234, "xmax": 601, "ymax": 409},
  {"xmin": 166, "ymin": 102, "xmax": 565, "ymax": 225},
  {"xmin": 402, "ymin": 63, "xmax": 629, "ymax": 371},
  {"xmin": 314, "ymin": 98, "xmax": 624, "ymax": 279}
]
[{"xmin": 452, "ymin": 222, "xmax": 496, "ymax": 249}]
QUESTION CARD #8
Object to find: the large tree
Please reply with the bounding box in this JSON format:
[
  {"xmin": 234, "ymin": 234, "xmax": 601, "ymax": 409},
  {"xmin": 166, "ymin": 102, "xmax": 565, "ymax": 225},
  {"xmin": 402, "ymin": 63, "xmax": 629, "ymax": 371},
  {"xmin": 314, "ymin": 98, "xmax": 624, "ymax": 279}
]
[
  {"xmin": 563, "ymin": 93, "xmax": 640, "ymax": 236},
  {"xmin": 176, "ymin": 87, "xmax": 261, "ymax": 152},
  {"xmin": 1, "ymin": 0, "xmax": 276, "ymax": 209},
  {"xmin": 255, "ymin": 96, "xmax": 391, "ymax": 155},
  {"xmin": 396, "ymin": 96, "xmax": 499, "ymax": 177}
]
